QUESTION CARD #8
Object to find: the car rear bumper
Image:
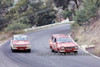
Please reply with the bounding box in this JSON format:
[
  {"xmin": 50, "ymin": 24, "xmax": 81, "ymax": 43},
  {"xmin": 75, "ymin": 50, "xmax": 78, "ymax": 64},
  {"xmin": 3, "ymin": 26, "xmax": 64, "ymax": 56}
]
[{"xmin": 11, "ymin": 47, "xmax": 31, "ymax": 50}]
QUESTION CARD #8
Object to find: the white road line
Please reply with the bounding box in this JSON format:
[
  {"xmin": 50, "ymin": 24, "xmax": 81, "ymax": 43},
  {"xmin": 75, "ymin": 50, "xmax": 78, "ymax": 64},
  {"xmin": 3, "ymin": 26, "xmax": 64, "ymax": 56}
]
[
  {"xmin": 24, "ymin": 22, "xmax": 74, "ymax": 32},
  {"xmin": 0, "ymin": 39, "xmax": 10, "ymax": 46},
  {"xmin": 0, "ymin": 37, "xmax": 12, "ymax": 47},
  {"xmin": 69, "ymin": 33, "xmax": 100, "ymax": 60}
]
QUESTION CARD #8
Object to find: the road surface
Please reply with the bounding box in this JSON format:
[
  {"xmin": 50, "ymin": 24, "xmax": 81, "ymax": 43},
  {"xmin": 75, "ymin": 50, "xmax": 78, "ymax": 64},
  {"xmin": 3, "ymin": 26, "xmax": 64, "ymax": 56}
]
[{"xmin": 0, "ymin": 24, "xmax": 100, "ymax": 67}]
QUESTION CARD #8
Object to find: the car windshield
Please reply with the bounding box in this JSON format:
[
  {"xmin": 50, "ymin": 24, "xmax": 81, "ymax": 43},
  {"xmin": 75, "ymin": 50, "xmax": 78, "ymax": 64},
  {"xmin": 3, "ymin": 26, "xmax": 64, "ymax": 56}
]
[
  {"xmin": 13, "ymin": 36, "xmax": 27, "ymax": 41},
  {"xmin": 57, "ymin": 37, "xmax": 72, "ymax": 43}
]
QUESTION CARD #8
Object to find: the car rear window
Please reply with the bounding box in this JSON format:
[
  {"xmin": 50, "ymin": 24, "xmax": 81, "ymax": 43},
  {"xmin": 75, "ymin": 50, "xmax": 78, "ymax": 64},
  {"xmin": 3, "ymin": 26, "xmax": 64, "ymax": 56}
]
[
  {"xmin": 13, "ymin": 36, "xmax": 28, "ymax": 41},
  {"xmin": 57, "ymin": 37, "xmax": 72, "ymax": 43}
]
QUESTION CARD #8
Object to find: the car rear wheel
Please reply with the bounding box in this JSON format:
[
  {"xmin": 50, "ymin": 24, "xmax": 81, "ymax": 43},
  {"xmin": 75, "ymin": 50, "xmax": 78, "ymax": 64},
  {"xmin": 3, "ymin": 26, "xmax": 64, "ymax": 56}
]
[
  {"xmin": 27, "ymin": 49, "xmax": 31, "ymax": 53},
  {"xmin": 11, "ymin": 47, "xmax": 12, "ymax": 50},
  {"xmin": 11, "ymin": 47, "xmax": 14, "ymax": 52},
  {"xmin": 73, "ymin": 51, "xmax": 78, "ymax": 54},
  {"xmin": 12, "ymin": 49, "xmax": 15, "ymax": 52}
]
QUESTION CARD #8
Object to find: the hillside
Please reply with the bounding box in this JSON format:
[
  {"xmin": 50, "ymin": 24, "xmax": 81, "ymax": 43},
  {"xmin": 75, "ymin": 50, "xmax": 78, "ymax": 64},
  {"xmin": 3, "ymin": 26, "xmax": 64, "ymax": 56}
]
[{"xmin": 72, "ymin": 9, "xmax": 100, "ymax": 56}]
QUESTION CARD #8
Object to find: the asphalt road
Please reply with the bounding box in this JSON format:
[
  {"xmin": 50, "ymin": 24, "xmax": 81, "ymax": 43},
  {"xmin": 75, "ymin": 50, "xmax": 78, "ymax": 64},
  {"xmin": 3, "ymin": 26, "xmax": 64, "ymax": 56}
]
[{"xmin": 0, "ymin": 24, "xmax": 100, "ymax": 67}]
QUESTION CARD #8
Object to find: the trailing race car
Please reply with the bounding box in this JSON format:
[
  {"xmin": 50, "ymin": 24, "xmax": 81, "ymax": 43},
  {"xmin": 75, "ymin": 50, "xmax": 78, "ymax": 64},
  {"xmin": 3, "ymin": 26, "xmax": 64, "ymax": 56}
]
[
  {"xmin": 10, "ymin": 34, "xmax": 31, "ymax": 52},
  {"xmin": 49, "ymin": 34, "xmax": 78, "ymax": 54}
]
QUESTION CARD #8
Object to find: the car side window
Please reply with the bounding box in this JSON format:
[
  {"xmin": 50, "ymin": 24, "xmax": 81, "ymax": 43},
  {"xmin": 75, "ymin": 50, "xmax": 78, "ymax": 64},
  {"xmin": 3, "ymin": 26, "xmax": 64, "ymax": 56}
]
[
  {"xmin": 51, "ymin": 36, "xmax": 53, "ymax": 40},
  {"xmin": 52, "ymin": 37, "xmax": 55, "ymax": 43},
  {"xmin": 53, "ymin": 38, "xmax": 56, "ymax": 43},
  {"xmin": 54, "ymin": 38, "xmax": 56, "ymax": 42}
]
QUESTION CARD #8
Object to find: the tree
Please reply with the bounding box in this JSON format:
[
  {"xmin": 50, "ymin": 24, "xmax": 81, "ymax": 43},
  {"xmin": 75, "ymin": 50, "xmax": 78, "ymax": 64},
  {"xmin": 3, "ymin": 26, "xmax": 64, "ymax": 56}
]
[
  {"xmin": 0, "ymin": 0, "xmax": 14, "ymax": 8},
  {"xmin": 74, "ymin": 10, "xmax": 88, "ymax": 26},
  {"xmin": 29, "ymin": 1, "xmax": 43, "ymax": 12},
  {"xmin": 4, "ymin": 0, "xmax": 56, "ymax": 30},
  {"xmin": 0, "ymin": 0, "xmax": 14, "ymax": 30},
  {"xmin": 74, "ymin": 0, "xmax": 100, "ymax": 26},
  {"xmin": 53, "ymin": 0, "xmax": 80, "ymax": 10},
  {"xmin": 15, "ymin": 0, "xmax": 30, "ymax": 13},
  {"xmin": 62, "ymin": 10, "xmax": 73, "ymax": 20},
  {"xmin": 5, "ymin": 22, "xmax": 29, "ymax": 31},
  {"xmin": 36, "ymin": 8, "xmax": 56, "ymax": 26}
]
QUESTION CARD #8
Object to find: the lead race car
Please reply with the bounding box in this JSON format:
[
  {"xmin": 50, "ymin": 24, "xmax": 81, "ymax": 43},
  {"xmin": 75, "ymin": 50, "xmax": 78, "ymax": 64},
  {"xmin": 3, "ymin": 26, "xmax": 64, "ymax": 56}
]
[
  {"xmin": 10, "ymin": 34, "xmax": 31, "ymax": 52},
  {"xmin": 49, "ymin": 34, "xmax": 78, "ymax": 54}
]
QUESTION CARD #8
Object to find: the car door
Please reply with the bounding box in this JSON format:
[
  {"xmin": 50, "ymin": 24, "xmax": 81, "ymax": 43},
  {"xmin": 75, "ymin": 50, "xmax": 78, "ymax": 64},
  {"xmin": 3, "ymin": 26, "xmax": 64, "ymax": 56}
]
[{"xmin": 52, "ymin": 38, "xmax": 57, "ymax": 51}]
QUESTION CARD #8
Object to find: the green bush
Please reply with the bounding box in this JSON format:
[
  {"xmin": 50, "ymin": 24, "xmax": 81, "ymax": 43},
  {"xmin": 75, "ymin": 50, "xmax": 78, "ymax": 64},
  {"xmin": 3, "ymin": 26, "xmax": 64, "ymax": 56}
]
[
  {"xmin": 16, "ymin": 17, "xmax": 31, "ymax": 24},
  {"xmin": 5, "ymin": 22, "xmax": 29, "ymax": 31},
  {"xmin": 74, "ymin": 10, "xmax": 88, "ymax": 26},
  {"xmin": 62, "ymin": 10, "xmax": 72, "ymax": 20},
  {"xmin": 0, "ymin": 0, "xmax": 14, "ymax": 8},
  {"xmin": 74, "ymin": 0, "xmax": 100, "ymax": 26}
]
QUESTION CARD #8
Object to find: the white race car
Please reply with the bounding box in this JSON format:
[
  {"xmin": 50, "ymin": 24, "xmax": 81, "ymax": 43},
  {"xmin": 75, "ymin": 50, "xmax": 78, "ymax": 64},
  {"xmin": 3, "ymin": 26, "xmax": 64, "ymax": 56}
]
[{"xmin": 10, "ymin": 35, "xmax": 31, "ymax": 52}]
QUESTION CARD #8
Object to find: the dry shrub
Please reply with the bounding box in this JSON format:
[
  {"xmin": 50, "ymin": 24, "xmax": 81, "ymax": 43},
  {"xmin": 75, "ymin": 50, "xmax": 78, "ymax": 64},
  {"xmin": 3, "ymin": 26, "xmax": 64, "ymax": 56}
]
[
  {"xmin": 0, "ymin": 30, "xmax": 25, "ymax": 41},
  {"xmin": 72, "ymin": 26, "xmax": 100, "ymax": 46},
  {"xmin": 94, "ymin": 46, "xmax": 100, "ymax": 56},
  {"xmin": 0, "ymin": 32, "xmax": 8, "ymax": 41}
]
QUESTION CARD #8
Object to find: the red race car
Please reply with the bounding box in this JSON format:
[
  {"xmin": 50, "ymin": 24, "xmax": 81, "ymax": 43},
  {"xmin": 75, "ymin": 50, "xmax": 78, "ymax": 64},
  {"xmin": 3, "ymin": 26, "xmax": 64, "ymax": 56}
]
[
  {"xmin": 49, "ymin": 34, "xmax": 78, "ymax": 54},
  {"xmin": 10, "ymin": 35, "xmax": 31, "ymax": 52}
]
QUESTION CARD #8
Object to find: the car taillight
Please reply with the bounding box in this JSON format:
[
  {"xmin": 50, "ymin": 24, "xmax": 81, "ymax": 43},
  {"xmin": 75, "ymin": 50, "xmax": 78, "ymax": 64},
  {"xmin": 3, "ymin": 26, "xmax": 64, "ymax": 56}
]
[
  {"xmin": 61, "ymin": 47, "xmax": 64, "ymax": 50},
  {"xmin": 75, "ymin": 46, "xmax": 78, "ymax": 49},
  {"xmin": 13, "ymin": 45, "xmax": 17, "ymax": 47},
  {"xmin": 26, "ymin": 45, "xmax": 30, "ymax": 47}
]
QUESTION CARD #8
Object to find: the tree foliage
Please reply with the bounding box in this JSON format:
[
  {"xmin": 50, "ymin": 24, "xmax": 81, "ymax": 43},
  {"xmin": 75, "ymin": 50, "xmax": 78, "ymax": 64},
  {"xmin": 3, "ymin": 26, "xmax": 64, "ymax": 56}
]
[
  {"xmin": 53, "ymin": 0, "xmax": 79, "ymax": 9},
  {"xmin": 3, "ymin": 0, "xmax": 56, "ymax": 31},
  {"xmin": 5, "ymin": 22, "xmax": 29, "ymax": 31},
  {"xmin": 74, "ymin": 0, "xmax": 100, "ymax": 26},
  {"xmin": 62, "ymin": 10, "xmax": 73, "ymax": 20},
  {"xmin": 0, "ymin": 0, "xmax": 14, "ymax": 8}
]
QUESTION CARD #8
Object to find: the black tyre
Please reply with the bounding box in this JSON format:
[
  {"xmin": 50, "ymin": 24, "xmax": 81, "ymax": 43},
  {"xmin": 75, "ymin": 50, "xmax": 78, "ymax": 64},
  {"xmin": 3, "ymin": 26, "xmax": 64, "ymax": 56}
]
[
  {"xmin": 12, "ymin": 49, "xmax": 15, "ymax": 52},
  {"xmin": 11, "ymin": 47, "xmax": 12, "ymax": 50},
  {"xmin": 51, "ymin": 48, "xmax": 54, "ymax": 52},
  {"xmin": 73, "ymin": 51, "xmax": 78, "ymax": 54},
  {"xmin": 11, "ymin": 47, "xmax": 14, "ymax": 52},
  {"xmin": 27, "ymin": 49, "xmax": 31, "ymax": 53}
]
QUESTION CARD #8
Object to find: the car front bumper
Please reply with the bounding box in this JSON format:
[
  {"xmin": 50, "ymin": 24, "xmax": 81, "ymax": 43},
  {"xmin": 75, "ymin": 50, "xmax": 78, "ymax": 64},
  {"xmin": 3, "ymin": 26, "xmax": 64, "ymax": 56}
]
[{"xmin": 59, "ymin": 49, "xmax": 78, "ymax": 53}]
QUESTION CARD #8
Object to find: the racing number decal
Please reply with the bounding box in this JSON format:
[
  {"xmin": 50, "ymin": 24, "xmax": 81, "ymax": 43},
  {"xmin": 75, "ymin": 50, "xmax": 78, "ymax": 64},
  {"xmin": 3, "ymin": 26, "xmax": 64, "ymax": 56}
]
[{"xmin": 54, "ymin": 43, "xmax": 56, "ymax": 48}]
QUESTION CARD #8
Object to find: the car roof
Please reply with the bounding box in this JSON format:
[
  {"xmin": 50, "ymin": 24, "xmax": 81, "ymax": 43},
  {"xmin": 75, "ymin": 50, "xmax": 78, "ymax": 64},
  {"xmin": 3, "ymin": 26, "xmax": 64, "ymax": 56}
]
[
  {"xmin": 13, "ymin": 34, "xmax": 27, "ymax": 38},
  {"xmin": 52, "ymin": 34, "xmax": 68, "ymax": 38}
]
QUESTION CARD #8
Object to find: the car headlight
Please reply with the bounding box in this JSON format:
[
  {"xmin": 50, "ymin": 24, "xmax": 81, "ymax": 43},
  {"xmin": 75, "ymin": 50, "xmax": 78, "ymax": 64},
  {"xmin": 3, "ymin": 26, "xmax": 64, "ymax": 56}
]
[{"xmin": 61, "ymin": 47, "xmax": 64, "ymax": 50}]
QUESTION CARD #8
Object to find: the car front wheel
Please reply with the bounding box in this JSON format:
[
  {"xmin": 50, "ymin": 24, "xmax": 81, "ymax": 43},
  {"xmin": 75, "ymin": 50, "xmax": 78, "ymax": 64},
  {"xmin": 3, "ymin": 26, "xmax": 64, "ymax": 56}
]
[
  {"xmin": 50, "ymin": 46, "xmax": 52, "ymax": 49},
  {"xmin": 51, "ymin": 48, "xmax": 54, "ymax": 52}
]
